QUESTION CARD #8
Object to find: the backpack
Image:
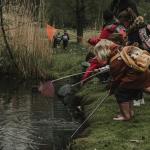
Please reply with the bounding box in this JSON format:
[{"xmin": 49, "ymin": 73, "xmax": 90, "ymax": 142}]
[
  {"xmin": 120, "ymin": 46, "xmax": 150, "ymax": 72},
  {"xmin": 139, "ymin": 24, "xmax": 150, "ymax": 52},
  {"xmin": 110, "ymin": 46, "xmax": 150, "ymax": 72}
]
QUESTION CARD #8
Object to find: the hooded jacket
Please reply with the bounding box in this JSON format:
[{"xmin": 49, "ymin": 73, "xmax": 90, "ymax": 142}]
[{"xmin": 88, "ymin": 22, "xmax": 126, "ymax": 46}]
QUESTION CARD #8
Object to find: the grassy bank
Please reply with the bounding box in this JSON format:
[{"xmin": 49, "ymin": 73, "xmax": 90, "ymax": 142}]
[
  {"xmin": 71, "ymin": 79, "xmax": 150, "ymax": 150},
  {"xmin": 48, "ymin": 43, "xmax": 86, "ymax": 78},
  {"xmin": 45, "ymin": 44, "xmax": 150, "ymax": 150}
]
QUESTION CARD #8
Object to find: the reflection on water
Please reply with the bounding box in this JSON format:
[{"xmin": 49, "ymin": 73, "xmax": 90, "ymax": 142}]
[{"xmin": 0, "ymin": 79, "xmax": 79, "ymax": 150}]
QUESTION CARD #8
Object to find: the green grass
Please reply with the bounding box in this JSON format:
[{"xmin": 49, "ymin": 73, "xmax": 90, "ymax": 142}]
[
  {"xmin": 71, "ymin": 80, "xmax": 150, "ymax": 150},
  {"xmin": 48, "ymin": 43, "xmax": 86, "ymax": 79},
  {"xmin": 46, "ymin": 43, "xmax": 150, "ymax": 150}
]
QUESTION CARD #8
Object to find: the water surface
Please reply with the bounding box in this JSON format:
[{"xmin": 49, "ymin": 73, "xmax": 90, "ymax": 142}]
[{"xmin": 0, "ymin": 79, "xmax": 78, "ymax": 150}]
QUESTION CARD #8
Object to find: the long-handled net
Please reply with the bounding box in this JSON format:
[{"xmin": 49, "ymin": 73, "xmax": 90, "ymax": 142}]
[
  {"xmin": 71, "ymin": 93, "xmax": 110, "ymax": 139},
  {"xmin": 39, "ymin": 65, "xmax": 110, "ymax": 97},
  {"xmin": 38, "ymin": 70, "xmax": 94, "ymax": 97}
]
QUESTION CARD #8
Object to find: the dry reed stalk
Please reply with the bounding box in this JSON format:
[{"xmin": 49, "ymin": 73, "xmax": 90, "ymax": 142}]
[{"xmin": 1, "ymin": 0, "xmax": 53, "ymax": 78}]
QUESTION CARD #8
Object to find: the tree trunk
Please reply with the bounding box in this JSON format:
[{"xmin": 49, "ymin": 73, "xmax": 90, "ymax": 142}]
[{"xmin": 76, "ymin": 0, "xmax": 85, "ymax": 43}]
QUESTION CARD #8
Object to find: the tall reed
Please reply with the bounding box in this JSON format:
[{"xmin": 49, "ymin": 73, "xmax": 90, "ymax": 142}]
[{"xmin": 1, "ymin": 0, "xmax": 53, "ymax": 78}]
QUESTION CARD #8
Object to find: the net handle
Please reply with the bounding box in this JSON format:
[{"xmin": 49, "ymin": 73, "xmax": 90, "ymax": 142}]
[
  {"xmin": 71, "ymin": 66, "xmax": 110, "ymax": 87},
  {"xmin": 71, "ymin": 93, "xmax": 109, "ymax": 139},
  {"xmin": 52, "ymin": 70, "xmax": 96, "ymax": 83}
]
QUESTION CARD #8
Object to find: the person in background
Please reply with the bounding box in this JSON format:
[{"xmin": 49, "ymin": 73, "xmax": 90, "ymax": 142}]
[
  {"xmin": 62, "ymin": 30, "xmax": 70, "ymax": 49},
  {"xmin": 53, "ymin": 32, "xmax": 62, "ymax": 48}
]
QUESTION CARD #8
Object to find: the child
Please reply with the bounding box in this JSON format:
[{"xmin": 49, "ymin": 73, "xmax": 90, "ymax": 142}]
[
  {"xmin": 81, "ymin": 56, "xmax": 107, "ymax": 84},
  {"xmin": 62, "ymin": 30, "xmax": 69, "ymax": 49},
  {"xmin": 110, "ymin": 0, "xmax": 138, "ymax": 22},
  {"xmin": 53, "ymin": 32, "xmax": 62, "ymax": 48},
  {"xmin": 81, "ymin": 10, "xmax": 126, "ymax": 84},
  {"xmin": 127, "ymin": 16, "xmax": 150, "ymax": 106},
  {"xmin": 88, "ymin": 10, "xmax": 126, "ymax": 46},
  {"xmin": 94, "ymin": 40, "xmax": 150, "ymax": 121},
  {"xmin": 128, "ymin": 16, "xmax": 150, "ymax": 52},
  {"xmin": 81, "ymin": 39, "xmax": 118, "ymax": 85}
]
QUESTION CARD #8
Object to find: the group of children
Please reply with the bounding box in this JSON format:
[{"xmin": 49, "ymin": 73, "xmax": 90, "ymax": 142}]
[
  {"xmin": 81, "ymin": 0, "xmax": 150, "ymax": 121},
  {"xmin": 53, "ymin": 30, "xmax": 70, "ymax": 49}
]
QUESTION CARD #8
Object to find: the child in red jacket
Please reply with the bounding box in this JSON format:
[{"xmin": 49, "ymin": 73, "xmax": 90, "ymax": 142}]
[
  {"xmin": 81, "ymin": 10, "xmax": 126, "ymax": 85},
  {"xmin": 88, "ymin": 10, "xmax": 126, "ymax": 46},
  {"xmin": 81, "ymin": 56, "xmax": 107, "ymax": 82},
  {"xmin": 81, "ymin": 40, "xmax": 119, "ymax": 85}
]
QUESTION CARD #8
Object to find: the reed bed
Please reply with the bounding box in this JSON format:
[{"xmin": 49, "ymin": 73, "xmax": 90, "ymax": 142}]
[{"xmin": 0, "ymin": 0, "xmax": 53, "ymax": 78}]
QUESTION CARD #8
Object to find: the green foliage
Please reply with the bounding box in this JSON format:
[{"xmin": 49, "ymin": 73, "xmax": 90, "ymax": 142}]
[
  {"xmin": 45, "ymin": 0, "xmax": 150, "ymax": 29},
  {"xmin": 45, "ymin": 0, "xmax": 112, "ymax": 29}
]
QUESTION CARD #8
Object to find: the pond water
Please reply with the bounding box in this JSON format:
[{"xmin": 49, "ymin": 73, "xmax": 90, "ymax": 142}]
[{"xmin": 0, "ymin": 79, "xmax": 79, "ymax": 150}]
